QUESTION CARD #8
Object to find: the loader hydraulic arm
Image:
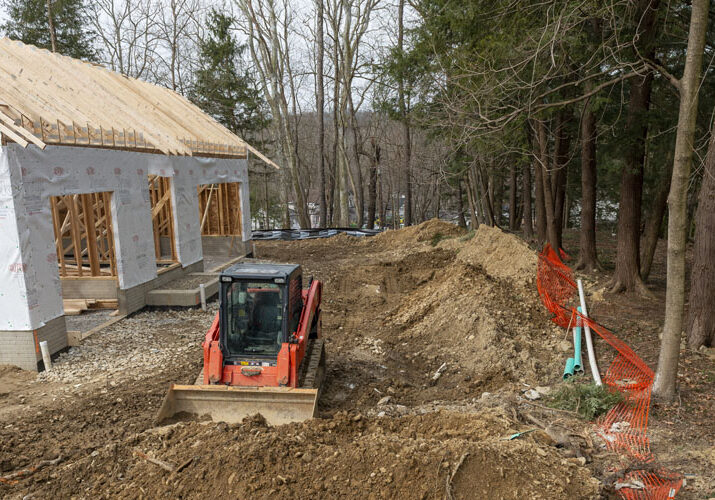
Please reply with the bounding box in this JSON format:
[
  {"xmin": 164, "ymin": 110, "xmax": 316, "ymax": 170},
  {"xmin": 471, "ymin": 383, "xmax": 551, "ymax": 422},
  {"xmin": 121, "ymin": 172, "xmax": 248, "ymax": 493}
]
[{"xmin": 203, "ymin": 313, "xmax": 222, "ymax": 384}]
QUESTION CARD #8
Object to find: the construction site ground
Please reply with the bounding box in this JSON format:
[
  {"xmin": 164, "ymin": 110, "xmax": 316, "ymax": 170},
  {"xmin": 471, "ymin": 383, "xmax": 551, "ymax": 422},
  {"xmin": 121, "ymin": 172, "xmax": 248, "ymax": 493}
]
[{"xmin": 1, "ymin": 221, "xmax": 712, "ymax": 499}]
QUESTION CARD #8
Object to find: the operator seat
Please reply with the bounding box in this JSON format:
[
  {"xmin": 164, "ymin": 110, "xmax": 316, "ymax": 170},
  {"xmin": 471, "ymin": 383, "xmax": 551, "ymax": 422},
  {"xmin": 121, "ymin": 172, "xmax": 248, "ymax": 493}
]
[{"xmin": 251, "ymin": 291, "xmax": 282, "ymax": 342}]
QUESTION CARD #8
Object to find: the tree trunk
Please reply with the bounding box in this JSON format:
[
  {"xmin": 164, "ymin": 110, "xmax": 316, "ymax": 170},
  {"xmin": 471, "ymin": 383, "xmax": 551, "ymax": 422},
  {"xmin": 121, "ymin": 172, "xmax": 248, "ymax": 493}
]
[
  {"xmin": 530, "ymin": 120, "xmax": 547, "ymax": 243},
  {"xmin": 611, "ymin": 0, "xmax": 660, "ymax": 294},
  {"xmin": 378, "ymin": 165, "xmax": 385, "ymax": 228},
  {"xmin": 398, "ymin": 0, "xmax": 412, "ymax": 226},
  {"xmin": 536, "ymin": 119, "xmax": 560, "ymax": 251},
  {"xmin": 348, "ymin": 95, "xmax": 365, "ymax": 227},
  {"xmin": 509, "ymin": 164, "xmax": 519, "ymax": 230},
  {"xmin": 330, "ymin": 21, "xmax": 340, "ymax": 226},
  {"xmin": 552, "ymin": 110, "xmax": 571, "ymax": 249},
  {"xmin": 576, "ymin": 89, "xmax": 600, "ymax": 271},
  {"xmin": 46, "ymin": 0, "xmax": 57, "ymax": 53},
  {"xmin": 640, "ymin": 163, "xmax": 672, "ymax": 280},
  {"xmin": 687, "ymin": 124, "xmax": 715, "ymax": 349},
  {"xmin": 465, "ymin": 173, "xmax": 479, "ymax": 229},
  {"xmin": 654, "ymin": 0, "xmax": 709, "ymax": 401},
  {"xmin": 477, "ymin": 165, "xmax": 496, "ymax": 226},
  {"xmin": 523, "ymin": 162, "xmax": 534, "ymax": 238},
  {"xmin": 367, "ymin": 137, "xmax": 379, "ymax": 229},
  {"xmin": 316, "ymin": 0, "xmax": 326, "ymax": 227},
  {"xmin": 457, "ymin": 177, "xmax": 467, "ymax": 228}
]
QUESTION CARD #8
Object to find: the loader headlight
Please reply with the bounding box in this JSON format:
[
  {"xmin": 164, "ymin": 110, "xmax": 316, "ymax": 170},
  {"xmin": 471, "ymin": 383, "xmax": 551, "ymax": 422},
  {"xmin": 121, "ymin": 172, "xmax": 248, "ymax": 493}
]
[
  {"xmin": 274, "ymin": 278, "xmax": 285, "ymax": 284},
  {"xmin": 220, "ymin": 276, "xmax": 232, "ymax": 282}
]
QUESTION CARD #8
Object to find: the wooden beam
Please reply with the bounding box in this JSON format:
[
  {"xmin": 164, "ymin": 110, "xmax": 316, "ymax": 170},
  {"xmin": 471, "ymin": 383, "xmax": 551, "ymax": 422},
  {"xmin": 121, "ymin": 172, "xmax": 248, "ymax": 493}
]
[
  {"xmin": 50, "ymin": 197, "xmax": 66, "ymax": 276},
  {"xmin": 81, "ymin": 194, "xmax": 101, "ymax": 275}
]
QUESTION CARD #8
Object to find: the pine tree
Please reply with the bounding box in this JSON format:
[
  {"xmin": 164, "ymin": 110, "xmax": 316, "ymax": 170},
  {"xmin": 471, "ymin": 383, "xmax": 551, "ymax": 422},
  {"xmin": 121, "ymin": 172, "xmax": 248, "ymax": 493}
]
[
  {"xmin": 1, "ymin": 0, "xmax": 97, "ymax": 61},
  {"xmin": 191, "ymin": 9, "xmax": 267, "ymax": 139}
]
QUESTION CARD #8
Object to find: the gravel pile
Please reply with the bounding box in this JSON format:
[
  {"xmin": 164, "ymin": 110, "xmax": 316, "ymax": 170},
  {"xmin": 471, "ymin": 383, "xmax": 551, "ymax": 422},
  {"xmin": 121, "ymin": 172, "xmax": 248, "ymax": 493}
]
[{"xmin": 38, "ymin": 306, "xmax": 216, "ymax": 385}]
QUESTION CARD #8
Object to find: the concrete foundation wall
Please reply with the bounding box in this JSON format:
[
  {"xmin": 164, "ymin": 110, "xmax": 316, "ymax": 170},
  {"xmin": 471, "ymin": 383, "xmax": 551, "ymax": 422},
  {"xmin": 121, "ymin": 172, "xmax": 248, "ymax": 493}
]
[
  {"xmin": 61, "ymin": 278, "xmax": 119, "ymax": 300},
  {"xmin": 0, "ymin": 316, "xmax": 67, "ymax": 371},
  {"xmin": 118, "ymin": 260, "xmax": 204, "ymax": 315},
  {"xmin": 201, "ymin": 236, "xmax": 251, "ymax": 257}
]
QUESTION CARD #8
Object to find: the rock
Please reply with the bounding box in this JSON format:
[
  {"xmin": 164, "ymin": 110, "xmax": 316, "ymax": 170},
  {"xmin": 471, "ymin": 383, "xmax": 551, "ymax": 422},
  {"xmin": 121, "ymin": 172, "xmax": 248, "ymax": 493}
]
[
  {"xmin": 377, "ymin": 396, "xmax": 392, "ymax": 406},
  {"xmin": 532, "ymin": 430, "xmax": 556, "ymax": 446},
  {"xmin": 431, "ymin": 362, "xmax": 447, "ymax": 381},
  {"xmin": 524, "ymin": 389, "xmax": 541, "ymax": 400},
  {"xmin": 567, "ymin": 457, "xmax": 587, "ymax": 466},
  {"xmin": 535, "ymin": 448, "xmax": 547, "ymax": 457},
  {"xmin": 559, "ymin": 340, "xmax": 572, "ymax": 353},
  {"xmin": 352, "ymin": 414, "xmax": 362, "ymax": 422}
]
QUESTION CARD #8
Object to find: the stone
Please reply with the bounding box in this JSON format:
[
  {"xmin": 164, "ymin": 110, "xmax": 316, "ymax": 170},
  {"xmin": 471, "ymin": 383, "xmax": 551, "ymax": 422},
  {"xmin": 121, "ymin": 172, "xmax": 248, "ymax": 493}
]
[
  {"xmin": 377, "ymin": 396, "xmax": 392, "ymax": 406},
  {"xmin": 523, "ymin": 389, "xmax": 541, "ymax": 400}
]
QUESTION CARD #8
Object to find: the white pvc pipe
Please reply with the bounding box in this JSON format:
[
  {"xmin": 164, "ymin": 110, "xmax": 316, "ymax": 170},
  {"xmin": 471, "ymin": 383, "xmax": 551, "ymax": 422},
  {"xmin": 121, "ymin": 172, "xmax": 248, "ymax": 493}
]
[
  {"xmin": 577, "ymin": 279, "xmax": 602, "ymax": 385},
  {"xmin": 39, "ymin": 341, "xmax": 52, "ymax": 371},
  {"xmin": 199, "ymin": 283, "xmax": 207, "ymax": 311}
]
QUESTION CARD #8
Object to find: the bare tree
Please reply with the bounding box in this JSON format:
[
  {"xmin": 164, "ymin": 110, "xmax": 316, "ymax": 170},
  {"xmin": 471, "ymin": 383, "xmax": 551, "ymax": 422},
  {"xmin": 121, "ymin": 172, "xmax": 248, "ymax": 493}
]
[
  {"xmin": 155, "ymin": 0, "xmax": 203, "ymax": 93},
  {"xmin": 235, "ymin": 0, "xmax": 311, "ymax": 227},
  {"xmin": 90, "ymin": 0, "xmax": 161, "ymax": 79},
  {"xmin": 687, "ymin": 122, "xmax": 715, "ymax": 349},
  {"xmin": 653, "ymin": 0, "xmax": 710, "ymax": 401},
  {"xmin": 315, "ymin": 0, "xmax": 327, "ymax": 227}
]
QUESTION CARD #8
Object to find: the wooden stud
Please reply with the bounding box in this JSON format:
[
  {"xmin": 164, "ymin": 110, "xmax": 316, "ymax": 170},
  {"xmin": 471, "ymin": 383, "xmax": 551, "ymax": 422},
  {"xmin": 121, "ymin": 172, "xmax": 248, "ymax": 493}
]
[{"xmin": 81, "ymin": 194, "xmax": 100, "ymax": 275}]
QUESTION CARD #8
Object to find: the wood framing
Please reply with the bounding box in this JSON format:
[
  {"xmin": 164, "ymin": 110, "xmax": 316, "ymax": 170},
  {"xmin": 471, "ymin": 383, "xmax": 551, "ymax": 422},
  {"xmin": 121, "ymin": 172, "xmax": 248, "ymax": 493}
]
[
  {"xmin": 198, "ymin": 183, "xmax": 243, "ymax": 236},
  {"xmin": 49, "ymin": 192, "xmax": 117, "ymax": 277},
  {"xmin": 0, "ymin": 38, "xmax": 252, "ymax": 159},
  {"xmin": 148, "ymin": 175, "xmax": 178, "ymax": 264}
]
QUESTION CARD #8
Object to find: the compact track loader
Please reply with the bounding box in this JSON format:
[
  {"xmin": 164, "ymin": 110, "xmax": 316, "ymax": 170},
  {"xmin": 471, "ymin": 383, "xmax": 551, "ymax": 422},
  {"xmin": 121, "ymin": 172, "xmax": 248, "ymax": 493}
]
[{"xmin": 156, "ymin": 262, "xmax": 325, "ymax": 426}]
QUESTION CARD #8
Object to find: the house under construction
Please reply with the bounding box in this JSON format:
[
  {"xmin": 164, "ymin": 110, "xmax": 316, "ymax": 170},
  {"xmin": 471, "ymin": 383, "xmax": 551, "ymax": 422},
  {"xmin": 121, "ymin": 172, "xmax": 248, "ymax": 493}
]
[{"xmin": 0, "ymin": 38, "xmax": 273, "ymax": 370}]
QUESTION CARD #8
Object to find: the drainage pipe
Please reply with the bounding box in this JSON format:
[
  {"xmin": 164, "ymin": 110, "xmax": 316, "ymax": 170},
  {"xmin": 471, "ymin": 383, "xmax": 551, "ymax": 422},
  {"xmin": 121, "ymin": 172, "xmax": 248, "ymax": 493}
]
[
  {"xmin": 563, "ymin": 357, "xmax": 575, "ymax": 380},
  {"xmin": 199, "ymin": 283, "xmax": 207, "ymax": 311},
  {"xmin": 39, "ymin": 341, "xmax": 52, "ymax": 371},
  {"xmin": 573, "ymin": 307, "xmax": 583, "ymax": 374},
  {"xmin": 577, "ymin": 279, "xmax": 602, "ymax": 385}
]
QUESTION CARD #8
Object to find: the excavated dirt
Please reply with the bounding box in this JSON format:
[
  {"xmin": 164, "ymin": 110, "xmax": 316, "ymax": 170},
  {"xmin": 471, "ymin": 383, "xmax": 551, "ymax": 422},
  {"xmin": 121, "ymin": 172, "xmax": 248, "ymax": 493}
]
[{"xmin": 1, "ymin": 222, "xmax": 607, "ymax": 499}]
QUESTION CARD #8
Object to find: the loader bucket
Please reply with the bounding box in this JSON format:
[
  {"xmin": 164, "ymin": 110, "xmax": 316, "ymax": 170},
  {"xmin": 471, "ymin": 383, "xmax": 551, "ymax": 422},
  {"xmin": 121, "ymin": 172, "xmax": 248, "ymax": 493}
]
[{"xmin": 155, "ymin": 384, "xmax": 320, "ymax": 426}]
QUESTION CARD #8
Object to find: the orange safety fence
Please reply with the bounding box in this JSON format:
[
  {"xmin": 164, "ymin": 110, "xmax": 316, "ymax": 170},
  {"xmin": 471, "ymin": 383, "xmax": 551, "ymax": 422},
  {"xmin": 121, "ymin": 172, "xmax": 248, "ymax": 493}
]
[{"xmin": 536, "ymin": 244, "xmax": 683, "ymax": 500}]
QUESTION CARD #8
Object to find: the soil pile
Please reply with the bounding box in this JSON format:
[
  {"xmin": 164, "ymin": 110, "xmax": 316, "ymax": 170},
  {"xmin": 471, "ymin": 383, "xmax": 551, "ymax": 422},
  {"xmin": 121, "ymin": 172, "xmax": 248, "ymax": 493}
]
[
  {"xmin": 456, "ymin": 224, "xmax": 537, "ymax": 288},
  {"xmin": 369, "ymin": 219, "xmax": 466, "ymax": 248},
  {"xmin": 385, "ymin": 225, "xmax": 557, "ymax": 389},
  {"xmin": 36, "ymin": 410, "xmax": 598, "ymax": 499}
]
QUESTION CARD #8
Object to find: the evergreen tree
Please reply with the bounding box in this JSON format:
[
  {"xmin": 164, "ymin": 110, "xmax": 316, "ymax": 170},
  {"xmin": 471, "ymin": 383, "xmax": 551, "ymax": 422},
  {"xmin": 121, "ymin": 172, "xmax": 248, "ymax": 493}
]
[
  {"xmin": 1, "ymin": 0, "xmax": 97, "ymax": 61},
  {"xmin": 192, "ymin": 9, "xmax": 267, "ymax": 139}
]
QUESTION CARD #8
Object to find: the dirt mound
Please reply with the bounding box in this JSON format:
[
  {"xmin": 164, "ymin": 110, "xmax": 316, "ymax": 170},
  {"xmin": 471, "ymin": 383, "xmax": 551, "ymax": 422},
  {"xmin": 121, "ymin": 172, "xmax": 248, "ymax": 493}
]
[
  {"xmin": 457, "ymin": 224, "xmax": 537, "ymax": 287},
  {"xmin": 385, "ymin": 225, "xmax": 556, "ymax": 389},
  {"xmin": 0, "ymin": 365, "xmax": 34, "ymax": 396},
  {"xmin": 37, "ymin": 410, "xmax": 598, "ymax": 499},
  {"xmin": 370, "ymin": 219, "xmax": 465, "ymax": 248}
]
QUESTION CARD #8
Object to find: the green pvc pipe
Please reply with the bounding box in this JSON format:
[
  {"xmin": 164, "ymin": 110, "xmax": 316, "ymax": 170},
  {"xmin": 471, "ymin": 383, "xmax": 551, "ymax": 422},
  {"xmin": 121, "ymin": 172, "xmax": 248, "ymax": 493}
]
[
  {"xmin": 573, "ymin": 307, "xmax": 583, "ymax": 373},
  {"xmin": 563, "ymin": 357, "xmax": 575, "ymax": 380}
]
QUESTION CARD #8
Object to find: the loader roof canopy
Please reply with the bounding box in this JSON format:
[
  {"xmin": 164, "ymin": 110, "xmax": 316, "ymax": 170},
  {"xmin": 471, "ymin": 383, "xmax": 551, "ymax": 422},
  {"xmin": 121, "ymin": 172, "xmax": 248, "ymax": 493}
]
[{"xmin": 223, "ymin": 263, "xmax": 301, "ymax": 282}]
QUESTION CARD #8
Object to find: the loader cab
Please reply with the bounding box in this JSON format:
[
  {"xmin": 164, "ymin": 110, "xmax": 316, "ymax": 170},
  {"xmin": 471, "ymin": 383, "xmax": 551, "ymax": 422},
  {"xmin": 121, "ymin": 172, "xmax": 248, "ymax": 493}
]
[{"xmin": 218, "ymin": 263, "xmax": 303, "ymax": 366}]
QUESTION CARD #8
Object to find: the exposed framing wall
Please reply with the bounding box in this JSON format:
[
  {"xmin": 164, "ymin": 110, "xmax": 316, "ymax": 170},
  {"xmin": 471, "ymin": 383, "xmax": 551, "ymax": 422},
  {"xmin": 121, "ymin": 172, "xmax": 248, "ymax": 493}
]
[
  {"xmin": 148, "ymin": 175, "xmax": 178, "ymax": 263},
  {"xmin": 0, "ymin": 144, "xmax": 251, "ymax": 333},
  {"xmin": 198, "ymin": 182, "xmax": 243, "ymax": 236},
  {"xmin": 50, "ymin": 192, "xmax": 117, "ymax": 277}
]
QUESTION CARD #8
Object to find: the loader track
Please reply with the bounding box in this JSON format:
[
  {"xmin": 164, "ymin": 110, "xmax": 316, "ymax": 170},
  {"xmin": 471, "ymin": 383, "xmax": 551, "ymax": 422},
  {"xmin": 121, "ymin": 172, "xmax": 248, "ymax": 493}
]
[{"xmin": 299, "ymin": 338, "xmax": 326, "ymax": 389}]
